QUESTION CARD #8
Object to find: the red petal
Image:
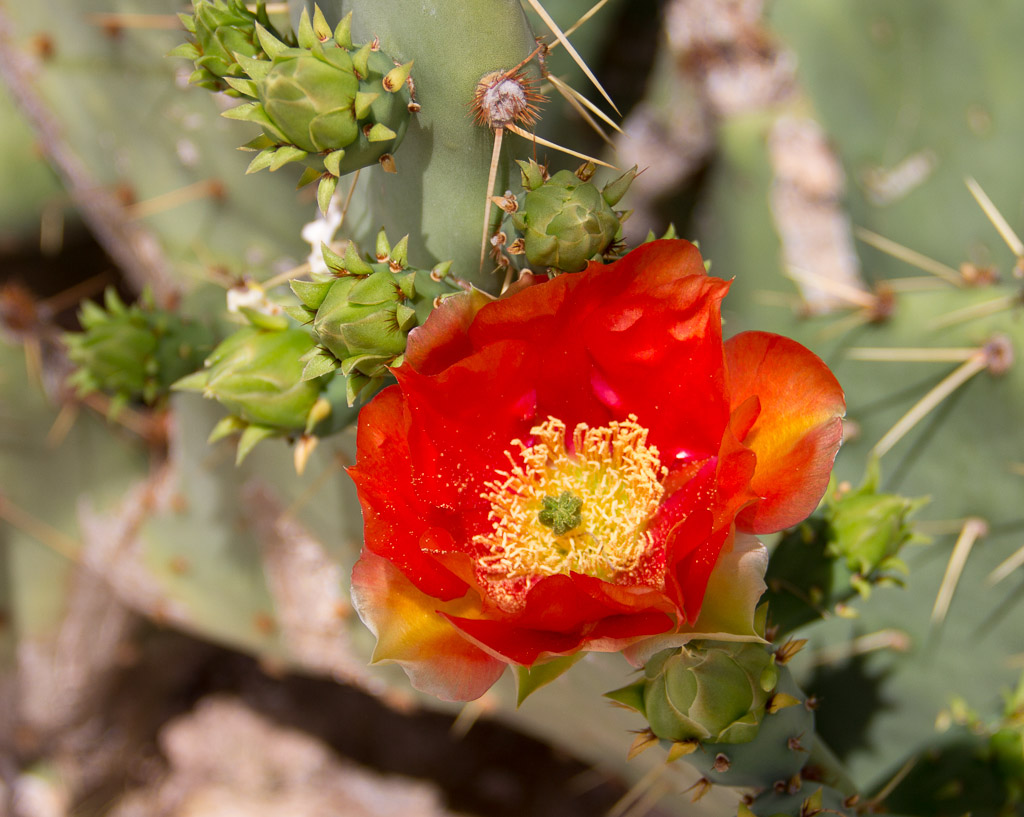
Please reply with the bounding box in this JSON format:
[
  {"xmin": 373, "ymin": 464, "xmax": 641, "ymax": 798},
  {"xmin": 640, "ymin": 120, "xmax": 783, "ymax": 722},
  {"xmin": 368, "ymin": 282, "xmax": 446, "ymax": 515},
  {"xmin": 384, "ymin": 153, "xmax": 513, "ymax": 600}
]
[
  {"xmin": 446, "ymin": 607, "xmax": 672, "ymax": 666},
  {"xmin": 471, "ymin": 241, "xmax": 734, "ymax": 457},
  {"xmin": 351, "ymin": 551, "xmax": 506, "ymax": 701},
  {"xmin": 676, "ymin": 525, "xmax": 733, "ymax": 622},
  {"xmin": 350, "ymin": 387, "xmax": 470, "ymax": 600},
  {"xmin": 725, "ymin": 331, "xmax": 846, "ymax": 533},
  {"xmin": 405, "ymin": 288, "xmax": 494, "ymax": 375}
]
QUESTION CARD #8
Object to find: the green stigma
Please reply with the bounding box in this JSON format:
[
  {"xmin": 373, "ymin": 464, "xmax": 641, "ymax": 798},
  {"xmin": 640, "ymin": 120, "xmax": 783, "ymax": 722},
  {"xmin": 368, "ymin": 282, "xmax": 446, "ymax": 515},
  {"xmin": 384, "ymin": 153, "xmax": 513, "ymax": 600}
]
[{"xmin": 538, "ymin": 491, "xmax": 584, "ymax": 536}]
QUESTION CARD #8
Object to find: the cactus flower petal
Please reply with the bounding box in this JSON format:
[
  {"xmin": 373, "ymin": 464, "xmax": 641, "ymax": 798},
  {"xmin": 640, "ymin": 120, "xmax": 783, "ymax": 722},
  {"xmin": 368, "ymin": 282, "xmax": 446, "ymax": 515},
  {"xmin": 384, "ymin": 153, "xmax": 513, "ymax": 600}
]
[
  {"xmin": 724, "ymin": 331, "xmax": 846, "ymax": 534},
  {"xmin": 351, "ymin": 550, "xmax": 506, "ymax": 702},
  {"xmin": 350, "ymin": 240, "xmax": 844, "ymax": 701}
]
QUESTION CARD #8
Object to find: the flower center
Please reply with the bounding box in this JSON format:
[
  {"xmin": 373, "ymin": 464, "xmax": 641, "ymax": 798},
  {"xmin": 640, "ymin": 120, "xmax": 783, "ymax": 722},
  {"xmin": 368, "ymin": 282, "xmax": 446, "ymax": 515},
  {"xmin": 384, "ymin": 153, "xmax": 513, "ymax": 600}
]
[{"xmin": 475, "ymin": 415, "xmax": 667, "ymax": 583}]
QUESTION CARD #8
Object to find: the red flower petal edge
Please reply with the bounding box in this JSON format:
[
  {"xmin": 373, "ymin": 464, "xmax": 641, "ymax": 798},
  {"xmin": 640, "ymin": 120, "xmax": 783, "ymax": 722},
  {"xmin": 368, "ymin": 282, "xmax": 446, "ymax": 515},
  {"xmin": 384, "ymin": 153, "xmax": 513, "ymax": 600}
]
[{"xmin": 349, "ymin": 240, "xmax": 845, "ymax": 700}]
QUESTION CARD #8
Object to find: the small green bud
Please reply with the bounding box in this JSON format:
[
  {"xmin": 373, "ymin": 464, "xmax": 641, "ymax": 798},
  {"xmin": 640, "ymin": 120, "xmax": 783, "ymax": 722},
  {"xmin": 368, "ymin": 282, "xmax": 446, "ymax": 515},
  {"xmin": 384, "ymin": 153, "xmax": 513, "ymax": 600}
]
[
  {"xmin": 609, "ymin": 642, "xmax": 778, "ymax": 745},
  {"xmin": 173, "ymin": 324, "xmax": 325, "ymax": 432},
  {"xmin": 512, "ymin": 167, "xmax": 630, "ymax": 272},
  {"xmin": 214, "ymin": 5, "xmax": 414, "ymax": 212},
  {"xmin": 64, "ymin": 288, "xmax": 214, "ymax": 412},
  {"xmin": 290, "ymin": 244, "xmax": 461, "ymax": 404},
  {"xmin": 174, "ymin": 0, "xmax": 289, "ymax": 95},
  {"xmin": 258, "ymin": 50, "xmax": 360, "ymax": 153},
  {"xmin": 826, "ymin": 459, "xmax": 928, "ymax": 578},
  {"xmin": 311, "ymin": 271, "xmax": 413, "ymax": 366}
]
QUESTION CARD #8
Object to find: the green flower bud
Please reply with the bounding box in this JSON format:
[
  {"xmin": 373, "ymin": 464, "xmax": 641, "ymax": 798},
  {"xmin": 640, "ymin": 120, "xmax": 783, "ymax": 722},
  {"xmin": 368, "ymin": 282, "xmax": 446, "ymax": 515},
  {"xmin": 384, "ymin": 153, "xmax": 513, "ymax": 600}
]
[
  {"xmin": 825, "ymin": 459, "xmax": 927, "ymax": 577},
  {"xmin": 610, "ymin": 642, "xmax": 779, "ymax": 745},
  {"xmin": 176, "ymin": 324, "xmax": 323, "ymax": 431},
  {"xmin": 64, "ymin": 288, "xmax": 214, "ymax": 413},
  {"xmin": 258, "ymin": 48, "xmax": 361, "ymax": 153},
  {"xmin": 512, "ymin": 161, "xmax": 635, "ymax": 273},
  {"xmin": 288, "ymin": 232, "xmax": 462, "ymax": 405},
  {"xmin": 173, "ymin": 0, "xmax": 289, "ymax": 95},
  {"xmin": 312, "ymin": 270, "xmax": 416, "ymax": 362},
  {"xmin": 220, "ymin": 8, "xmax": 413, "ymax": 211}
]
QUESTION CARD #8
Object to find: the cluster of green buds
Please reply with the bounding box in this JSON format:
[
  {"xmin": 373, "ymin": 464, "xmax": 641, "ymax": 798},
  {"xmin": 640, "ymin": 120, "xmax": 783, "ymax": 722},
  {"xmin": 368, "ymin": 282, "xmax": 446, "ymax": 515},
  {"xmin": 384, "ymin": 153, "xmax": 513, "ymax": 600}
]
[
  {"xmin": 64, "ymin": 287, "xmax": 214, "ymax": 417},
  {"xmin": 511, "ymin": 160, "xmax": 637, "ymax": 272},
  {"xmin": 172, "ymin": 309, "xmax": 352, "ymax": 469},
  {"xmin": 171, "ymin": 0, "xmax": 292, "ymax": 95},
  {"xmin": 608, "ymin": 641, "xmax": 780, "ymax": 747},
  {"xmin": 824, "ymin": 459, "xmax": 928, "ymax": 596},
  {"xmin": 287, "ymin": 230, "xmax": 462, "ymax": 405},
  {"xmin": 211, "ymin": 6, "xmax": 415, "ymax": 213}
]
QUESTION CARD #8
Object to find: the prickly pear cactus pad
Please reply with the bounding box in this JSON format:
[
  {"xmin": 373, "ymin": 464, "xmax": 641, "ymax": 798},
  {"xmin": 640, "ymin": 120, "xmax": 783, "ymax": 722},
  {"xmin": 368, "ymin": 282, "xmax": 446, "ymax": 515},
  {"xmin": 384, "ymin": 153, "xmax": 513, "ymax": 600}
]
[
  {"xmin": 769, "ymin": 0, "xmax": 1024, "ymax": 286},
  {"xmin": 290, "ymin": 0, "xmax": 546, "ymax": 287}
]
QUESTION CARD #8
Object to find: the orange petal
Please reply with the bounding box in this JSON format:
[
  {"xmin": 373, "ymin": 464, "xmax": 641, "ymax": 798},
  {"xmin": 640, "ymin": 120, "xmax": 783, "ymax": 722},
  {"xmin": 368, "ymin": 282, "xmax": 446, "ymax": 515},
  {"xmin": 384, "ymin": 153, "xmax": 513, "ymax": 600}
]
[
  {"xmin": 725, "ymin": 332, "xmax": 845, "ymax": 533},
  {"xmin": 350, "ymin": 550, "xmax": 507, "ymax": 701}
]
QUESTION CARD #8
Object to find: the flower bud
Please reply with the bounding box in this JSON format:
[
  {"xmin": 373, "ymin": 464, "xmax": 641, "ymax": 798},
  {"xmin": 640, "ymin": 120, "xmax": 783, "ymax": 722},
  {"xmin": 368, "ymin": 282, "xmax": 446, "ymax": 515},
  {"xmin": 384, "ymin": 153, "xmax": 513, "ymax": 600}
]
[
  {"xmin": 218, "ymin": 8, "xmax": 413, "ymax": 211},
  {"xmin": 313, "ymin": 270, "xmax": 415, "ymax": 363},
  {"xmin": 174, "ymin": 0, "xmax": 288, "ymax": 95},
  {"xmin": 176, "ymin": 324, "xmax": 324, "ymax": 432},
  {"xmin": 64, "ymin": 288, "xmax": 214, "ymax": 411},
  {"xmin": 826, "ymin": 460, "xmax": 927, "ymax": 577},
  {"xmin": 512, "ymin": 162, "xmax": 635, "ymax": 272},
  {"xmin": 289, "ymin": 234, "xmax": 461, "ymax": 404},
  {"xmin": 610, "ymin": 642, "xmax": 779, "ymax": 745},
  {"xmin": 258, "ymin": 49, "xmax": 361, "ymax": 153}
]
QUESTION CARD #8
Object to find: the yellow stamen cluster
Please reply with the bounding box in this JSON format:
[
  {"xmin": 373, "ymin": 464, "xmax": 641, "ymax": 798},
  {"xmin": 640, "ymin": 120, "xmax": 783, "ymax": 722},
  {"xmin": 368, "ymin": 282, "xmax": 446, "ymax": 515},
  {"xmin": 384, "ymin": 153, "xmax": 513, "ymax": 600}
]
[{"xmin": 475, "ymin": 414, "xmax": 667, "ymax": 583}]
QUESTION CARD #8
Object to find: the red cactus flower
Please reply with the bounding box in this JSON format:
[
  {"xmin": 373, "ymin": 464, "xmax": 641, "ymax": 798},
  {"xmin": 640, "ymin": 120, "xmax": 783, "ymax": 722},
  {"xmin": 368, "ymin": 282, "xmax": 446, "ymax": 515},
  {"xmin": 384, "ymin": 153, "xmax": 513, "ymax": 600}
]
[{"xmin": 349, "ymin": 240, "xmax": 845, "ymax": 701}]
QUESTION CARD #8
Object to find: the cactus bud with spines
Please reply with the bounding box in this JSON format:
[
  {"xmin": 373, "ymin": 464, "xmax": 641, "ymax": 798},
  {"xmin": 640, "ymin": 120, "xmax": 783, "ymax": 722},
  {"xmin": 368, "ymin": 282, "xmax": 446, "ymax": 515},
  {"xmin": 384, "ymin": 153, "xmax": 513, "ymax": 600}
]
[
  {"xmin": 287, "ymin": 231, "xmax": 461, "ymax": 405},
  {"xmin": 64, "ymin": 287, "xmax": 214, "ymax": 416},
  {"xmin": 764, "ymin": 464, "xmax": 926, "ymax": 636},
  {"xmin": 171, "ymin": 0, "xmax": 291, "ymax": 95},
  {"xmin": 172, "ymin": 309, "xmax": 348, "ymax": 464},
  {"xmin": 512, "ymin": 160, "xmax": 637, "ymax": 272},
  {"xmin": 608, "ymin": 641, "xmax": 780, "ymax": 745},
  {"xmin": 824, "ymin": 459, "xmax": 927, "ymax": 583},
  {"xmin": 218, "ymin": 7, "xmax": 413, "ymax": 213}
]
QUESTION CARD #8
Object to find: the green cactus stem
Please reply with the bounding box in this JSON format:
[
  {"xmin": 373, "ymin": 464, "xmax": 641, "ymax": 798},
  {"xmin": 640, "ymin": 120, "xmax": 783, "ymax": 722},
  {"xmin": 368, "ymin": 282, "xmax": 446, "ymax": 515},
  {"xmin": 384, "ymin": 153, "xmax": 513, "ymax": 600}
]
[
  {"xmin": 286, "ymin": 229, "xmax": 462, "ymax": 404},
  {"xmin": 292, "ymin": 0, "xmax": 543, "ymax": 289},
  {"xmin": 64, "ymin": 287, "xmax": 215, "ymax": 417},
  {"xmin": 512, "ymin": 159, "xmax": 636, "ymax": 272}
]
